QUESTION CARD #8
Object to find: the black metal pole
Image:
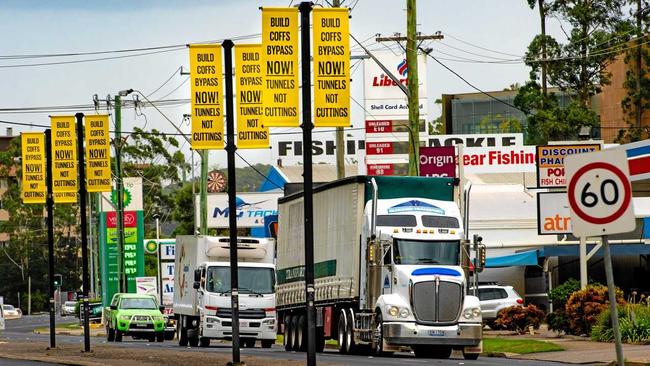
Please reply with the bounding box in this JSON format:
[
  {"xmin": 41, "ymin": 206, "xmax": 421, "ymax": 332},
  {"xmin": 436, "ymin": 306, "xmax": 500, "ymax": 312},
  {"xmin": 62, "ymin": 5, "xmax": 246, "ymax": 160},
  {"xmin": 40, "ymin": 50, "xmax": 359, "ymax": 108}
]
[
  {"xmin": 45, "ymin": 129, "xmax": 56, "ymax": 349},
  {"xmin": 223, "ymin": 39, "xmax": 241, "ymax": 365},
  {"xmin": 299, "ymin": 2, "xmax": 316, "ymax": 365},
  {"xmin": 75, "ymin": 112, "xmax": 91, "ymax": 352}
]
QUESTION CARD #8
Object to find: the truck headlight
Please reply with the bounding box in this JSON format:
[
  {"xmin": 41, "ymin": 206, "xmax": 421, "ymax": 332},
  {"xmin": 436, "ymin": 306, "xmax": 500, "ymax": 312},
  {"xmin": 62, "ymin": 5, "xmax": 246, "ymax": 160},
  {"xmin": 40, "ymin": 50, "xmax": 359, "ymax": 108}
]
[
  {"xmin": 399, "ymin": 308, "xmax": 410, "ymax": 318},
  {"xmin": 387, "ymin": 306, "xmax": 399, "ymax": 317},
  {"xmin": 262, "ymin": 319, "xmax": 276, "ymax": 325},
  {"xmin": 206, "ymin": 317, "xmax": 219, "ymax": 324},
  {"xmin": 463, "ymin": 307, "xmax": 481, "ymax": 320}
]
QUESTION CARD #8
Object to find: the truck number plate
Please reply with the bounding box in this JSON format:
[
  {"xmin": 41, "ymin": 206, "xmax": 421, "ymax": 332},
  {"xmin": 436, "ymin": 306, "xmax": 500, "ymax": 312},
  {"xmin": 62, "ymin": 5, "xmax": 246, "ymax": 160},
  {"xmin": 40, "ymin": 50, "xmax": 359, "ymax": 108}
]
[
  {"xmin": 240, "ymin": 321, "xmax": 248, "ymax": 328},
  {"xmin": 428, "ymin": 330, "xmax": 444, "ymax": 336}
]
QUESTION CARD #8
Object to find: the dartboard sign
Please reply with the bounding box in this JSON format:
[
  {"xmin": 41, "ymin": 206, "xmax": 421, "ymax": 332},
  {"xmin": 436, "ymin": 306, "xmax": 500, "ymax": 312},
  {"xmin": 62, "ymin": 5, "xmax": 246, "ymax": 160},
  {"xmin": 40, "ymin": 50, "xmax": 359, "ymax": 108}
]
[{"xmin": 207, "ymin": 170, "xmax": 226, "ymax": 193}]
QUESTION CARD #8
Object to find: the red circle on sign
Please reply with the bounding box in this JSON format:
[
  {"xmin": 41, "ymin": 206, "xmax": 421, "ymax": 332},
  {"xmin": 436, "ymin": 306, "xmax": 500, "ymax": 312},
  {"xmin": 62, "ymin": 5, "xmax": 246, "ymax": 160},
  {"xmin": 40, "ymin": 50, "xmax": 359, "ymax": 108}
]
[{"xmin": 567, "ymin": 162, "xmax": 632, "ymax": 225}]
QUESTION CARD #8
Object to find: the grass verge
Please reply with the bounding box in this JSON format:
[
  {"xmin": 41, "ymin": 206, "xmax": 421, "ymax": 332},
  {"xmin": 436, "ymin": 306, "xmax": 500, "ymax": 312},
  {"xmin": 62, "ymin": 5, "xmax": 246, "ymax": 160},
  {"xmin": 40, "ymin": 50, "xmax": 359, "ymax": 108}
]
[{"xmin": 483, "ymin": 337, "xmax": 564, "ymax": 354}]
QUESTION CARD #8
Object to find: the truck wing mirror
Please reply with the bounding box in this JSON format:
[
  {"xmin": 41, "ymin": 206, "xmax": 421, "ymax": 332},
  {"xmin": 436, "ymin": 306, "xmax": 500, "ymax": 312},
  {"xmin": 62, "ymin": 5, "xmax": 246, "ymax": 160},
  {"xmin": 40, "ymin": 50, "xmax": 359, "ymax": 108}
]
[
  {"xmin": 110, "ymin": 305, "xmax": 117, "ymax": 310},
  {"xmin": 383, "ymin": 247, "xmax": 392, "ymax": 266},
  {"xmin": 194, "ymin": 269, "xmax": 201, "ymax": 282},
  {"xmin": 193, "ymin": 281, "xmax": 200, "ymax": 290}
]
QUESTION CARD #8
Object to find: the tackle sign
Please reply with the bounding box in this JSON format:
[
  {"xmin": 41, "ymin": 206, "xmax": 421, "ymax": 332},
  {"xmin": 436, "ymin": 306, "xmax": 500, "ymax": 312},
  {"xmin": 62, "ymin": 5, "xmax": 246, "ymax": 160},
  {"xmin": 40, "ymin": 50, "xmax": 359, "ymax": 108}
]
[
  {"xmin": 21, "ymin": 132, "xmax": 46, "ymax": 204},
  {"xmin": 565, "ymin": 149, "xmax": 635, "ymax": 237},
  {"xmin": 312, "ymin": 8, "xmax": 350, "ymax": 127},
  {"xmin": 50, "ymin": 115, "xmax": 78, "ymax": 203},
  {"xmin": 235, "ymin": 44, "xmax": 269, "ymax": 149},
  {"xmin": 189, "ymin": 44, "xmax": 224, "ymax": 150},
  {"xmin": 84, "ymin": 114, "xmax": 112, "ymax": 192},
  {"xmin": 536, "ymin": 144, "xmax": 600, "ymax": 188},
  {"xmin": 261, "ymin": 7, "xmax": 299, "ymax": 127}
]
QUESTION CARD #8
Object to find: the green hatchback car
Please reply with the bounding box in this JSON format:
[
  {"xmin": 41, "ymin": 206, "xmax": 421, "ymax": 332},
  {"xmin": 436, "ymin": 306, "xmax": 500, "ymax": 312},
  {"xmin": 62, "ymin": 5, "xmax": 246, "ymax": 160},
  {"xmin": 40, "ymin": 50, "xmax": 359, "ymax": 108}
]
[{"xmin": 105, "ymin": 293, "xmax": 166, "ymax": 342}]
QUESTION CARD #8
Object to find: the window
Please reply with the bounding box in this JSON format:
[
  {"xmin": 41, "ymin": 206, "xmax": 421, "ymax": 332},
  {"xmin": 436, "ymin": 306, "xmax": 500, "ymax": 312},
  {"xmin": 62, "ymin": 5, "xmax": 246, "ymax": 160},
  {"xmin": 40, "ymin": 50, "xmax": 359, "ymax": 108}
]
[
  {"xmin": 119, "ymin": 298, "xmax": 157, "ymax": 310},
  {"xmin": 421, "ymin": 215, "xmax": 460, "ymax": 228},
  {"xmin": 393, "ymin": 239, "xmax": 459, "ymax": 265},
  {"xmin": 206, "ymin": 266, "xmax": 274, "ymax": 295},
  {"xmin": 376, "ymin": 215, "xmax": 417, "ymax": 227}
]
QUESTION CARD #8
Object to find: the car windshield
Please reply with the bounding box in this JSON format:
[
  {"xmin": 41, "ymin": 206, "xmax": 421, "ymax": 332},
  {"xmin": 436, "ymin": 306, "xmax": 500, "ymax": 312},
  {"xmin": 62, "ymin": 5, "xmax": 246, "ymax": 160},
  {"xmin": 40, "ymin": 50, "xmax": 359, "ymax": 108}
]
[
  {"xmin": 393, "ymin": 239, "xmax": 459, "ymax": 265},
  {"xmin": 3, "ymin": 305, "xmax": 14, "ymax": 310},
  {"xmin": 206, "ymin": 266, "xmax": 275, "ymax": 295},
  {"xmin": 119, "ymin": 297, "xmax": 158, "ymax": 310}
]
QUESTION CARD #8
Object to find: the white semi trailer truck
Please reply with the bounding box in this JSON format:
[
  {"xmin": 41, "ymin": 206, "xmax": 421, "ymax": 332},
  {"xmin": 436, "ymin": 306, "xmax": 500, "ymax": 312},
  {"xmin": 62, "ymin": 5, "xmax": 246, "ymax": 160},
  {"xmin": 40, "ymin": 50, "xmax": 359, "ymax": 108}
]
[
  {"xmin": 173, "ymin": 235, "xmax": 276, "ymax": 348},
  {"xmin": 276, "ymin": 176, "xmax": 483, "ymax": 359}
]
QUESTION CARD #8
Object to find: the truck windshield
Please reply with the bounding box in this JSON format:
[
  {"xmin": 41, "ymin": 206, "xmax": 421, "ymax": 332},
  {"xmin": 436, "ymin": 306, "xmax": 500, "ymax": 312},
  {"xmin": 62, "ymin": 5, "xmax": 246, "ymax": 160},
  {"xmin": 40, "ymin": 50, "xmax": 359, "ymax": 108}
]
[
  {"xmin": 393, "ymin": 239, "xmax": 459, "ymax": 265},
  {"xmin": 120, "ymin": 298, "xmax": 158, "ymax": 310},
  {"xmin": 206, "ymin": 267, "xmax": 275, "ymax": 295}
]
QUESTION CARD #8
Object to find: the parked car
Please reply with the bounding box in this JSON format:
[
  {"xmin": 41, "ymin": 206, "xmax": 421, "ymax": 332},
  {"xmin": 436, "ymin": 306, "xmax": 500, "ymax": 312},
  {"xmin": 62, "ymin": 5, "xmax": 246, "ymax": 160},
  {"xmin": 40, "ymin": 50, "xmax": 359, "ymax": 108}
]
[
  {"xmin": 61, "ymin": 301, "xmax": 76, "ymax": 317},
  {"xmin": 2, "ymin": 304, "xmax": 22, "ymax": 320},
  {"xmin": 474, "ymin": 285, "xmax": 523, "ymax": 328},
  {"xmin": 104, "ymin": 293, "xmax": 166, "ymax": 343}
]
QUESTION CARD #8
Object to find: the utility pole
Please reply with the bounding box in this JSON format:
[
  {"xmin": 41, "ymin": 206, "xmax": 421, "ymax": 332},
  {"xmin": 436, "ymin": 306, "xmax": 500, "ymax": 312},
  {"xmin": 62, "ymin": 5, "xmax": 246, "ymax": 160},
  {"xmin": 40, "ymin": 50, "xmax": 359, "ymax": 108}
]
[
  {"xmin": 376, "ymin": 0, "xmax": 443, "ymax": 176},
  {"xmin": 538, "ymin": 0, "xmax": 548, "ymax": 99},
  {"xmin": 333, "ymin": 0, "xmax": 345, "ymax": 179},
  {"xmin": 45, "ymin": 129, "xmax": 56, "ymax": 349},
  {"xmin": 114, "ymin": 94, "xmax": 126, "ymax": 293},
  {"xmin": 76, "ymin": 112, "xmax": 91, "ymax": 353},
  {"xmin": 200, "ymin": 150, "xmax": 208, "ymax": 234},
  {"xmin": 635, "ymin": 0, "xmax": 642, "ymax": 130}
]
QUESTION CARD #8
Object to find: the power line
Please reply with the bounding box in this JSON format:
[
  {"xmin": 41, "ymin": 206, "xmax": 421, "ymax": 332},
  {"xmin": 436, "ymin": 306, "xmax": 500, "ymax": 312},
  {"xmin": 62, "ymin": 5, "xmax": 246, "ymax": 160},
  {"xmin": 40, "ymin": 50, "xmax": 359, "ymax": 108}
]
[{"xmin": 146, "ymin": 67, "xmax": 182, "ymax": 98}]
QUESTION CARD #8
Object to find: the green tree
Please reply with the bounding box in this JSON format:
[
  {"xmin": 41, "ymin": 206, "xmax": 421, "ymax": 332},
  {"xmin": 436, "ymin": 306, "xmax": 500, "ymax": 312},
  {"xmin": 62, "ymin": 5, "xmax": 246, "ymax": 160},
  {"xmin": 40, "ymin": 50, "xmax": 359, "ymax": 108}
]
[{"xmin": 171, "ymin": 182, "xmax": 195, "ymax": 236}]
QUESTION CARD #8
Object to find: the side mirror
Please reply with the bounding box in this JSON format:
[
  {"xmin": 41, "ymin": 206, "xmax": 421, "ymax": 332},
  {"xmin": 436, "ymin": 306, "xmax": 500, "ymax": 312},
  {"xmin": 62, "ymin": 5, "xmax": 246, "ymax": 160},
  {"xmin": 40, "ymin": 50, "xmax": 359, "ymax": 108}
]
[
  {"xmin": 110, "ymin": 305, "xmax": 117, "ymax": 310},
  {"xmin": 476, "ymin": 244, "xmax": 487, "ymax": 273},
  {"xmin": 383, "ymin": 247, "xmax": 392, "ymax": 266},
  {"xmin": 194, "ymin": 269, "xmax": 201, "ymax": 282},
  {"xmin": 193, "ymin": 281, "xmax": 200, "ymax": 290}
]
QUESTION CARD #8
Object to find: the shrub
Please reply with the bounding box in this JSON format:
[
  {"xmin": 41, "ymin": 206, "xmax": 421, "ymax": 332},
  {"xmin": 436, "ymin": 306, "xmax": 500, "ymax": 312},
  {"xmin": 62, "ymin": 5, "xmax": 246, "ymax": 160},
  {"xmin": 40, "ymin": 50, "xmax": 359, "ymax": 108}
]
[
  {"xmin": 592, "ymin": 304, "xmax": 650, "ymax": 344},
  {"xmin": 495, "ymin": 304, "xmax": 545, "ymax": 334},
  {"xmin": 546, "ymin": 309, "xmax": 570, "ymax": 334},
  {"xmin": 549, "ymin": 278, "xmax": 580, "ymax": 310},
  {"xmin": 565, "ymin": 284, "xmax": 625, "ymax": 336}
]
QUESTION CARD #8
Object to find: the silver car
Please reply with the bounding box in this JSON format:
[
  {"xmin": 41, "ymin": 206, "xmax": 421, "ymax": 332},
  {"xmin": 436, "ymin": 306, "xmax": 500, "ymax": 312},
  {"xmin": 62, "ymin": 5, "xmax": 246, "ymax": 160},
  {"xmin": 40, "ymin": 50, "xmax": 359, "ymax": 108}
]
[
  {"xmin": 2, "ymin": 304, "xmax": 22, "ymax": 320},
  {"xmin": 475, "ymin": 285, "xmax": 523, "ymax": 328},
  {"xmin": 61, "ymin": 301, "xmax": 77, "ymax": 316}
]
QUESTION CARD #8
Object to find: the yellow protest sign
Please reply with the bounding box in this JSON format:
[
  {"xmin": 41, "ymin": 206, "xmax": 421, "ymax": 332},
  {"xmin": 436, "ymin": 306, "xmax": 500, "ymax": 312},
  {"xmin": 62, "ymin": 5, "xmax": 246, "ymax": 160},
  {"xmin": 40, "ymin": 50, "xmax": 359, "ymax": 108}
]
[
  {"xmin": 84, "ymin": 114, "xmax": 112, "ymax": 192},
  {"xmin": 21, "ymin": 132, "xmax": 46, "ymax": 204},
  {"xmin": 313, "ymin": 8, "xmax": 350, "ymax": 127},
  {"xmin": 261, "ymin": 7, "xmax": 299, "ymax": 127},
  {"xmin": 189, "ymin": 44, "xmax": 224, "ymax": 149},
  {"xmin": 236, "ymin": 44, "xmax": 269, "ymax": 149},
  {"xmin": 50, "ymin": 116, "xmax": 78, "ymax": 202},
  {"xmin": 54, "ymin": 191, "xmax": 77, "ymax": 203}
]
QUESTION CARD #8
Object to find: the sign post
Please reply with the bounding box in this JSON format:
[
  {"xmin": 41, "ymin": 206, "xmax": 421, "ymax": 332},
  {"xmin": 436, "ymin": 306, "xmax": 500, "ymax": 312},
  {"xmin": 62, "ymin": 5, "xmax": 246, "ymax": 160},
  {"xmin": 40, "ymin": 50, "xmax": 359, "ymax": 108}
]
[
  {"xmin": 75, "ymin": 112, "xmax": 91, "ymax": 353},
  {"xmin": 565, "ymin": 149, "xmax": 635, "ymax": 366},
  {"xmin": 44, "ymin": 130, "xmax": 56, "ymax": 349}
]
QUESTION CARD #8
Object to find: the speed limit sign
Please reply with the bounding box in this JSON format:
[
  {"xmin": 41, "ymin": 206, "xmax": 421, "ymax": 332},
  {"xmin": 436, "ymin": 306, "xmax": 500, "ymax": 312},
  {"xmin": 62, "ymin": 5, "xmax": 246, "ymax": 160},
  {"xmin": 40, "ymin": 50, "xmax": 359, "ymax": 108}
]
[{"xmin": 565, "ymin": 149, "xmax": 636, "ymax": 237}]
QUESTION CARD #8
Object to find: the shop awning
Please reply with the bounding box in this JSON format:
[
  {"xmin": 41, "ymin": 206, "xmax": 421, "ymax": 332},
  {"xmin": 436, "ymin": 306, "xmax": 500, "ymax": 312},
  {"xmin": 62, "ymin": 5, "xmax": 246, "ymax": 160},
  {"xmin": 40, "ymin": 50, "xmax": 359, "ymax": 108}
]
[
  {"xmin": 540, "ymin": 243, "xmax": 650, "ymax": 257},
  {"xmin": 485, "ymin": 249, "xmax": 541, "ymax": 268}
]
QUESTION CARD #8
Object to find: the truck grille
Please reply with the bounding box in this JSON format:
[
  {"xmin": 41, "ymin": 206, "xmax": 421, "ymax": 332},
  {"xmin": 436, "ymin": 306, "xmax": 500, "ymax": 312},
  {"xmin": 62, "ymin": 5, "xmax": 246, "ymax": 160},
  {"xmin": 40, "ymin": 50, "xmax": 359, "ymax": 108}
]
[
  {"xmin": 412, "ymin": 280, "xmax": 462, "ymax": 324},
  {"xmin": 216, "ymin": 308, "xmax": 266, "ymax": 319}
]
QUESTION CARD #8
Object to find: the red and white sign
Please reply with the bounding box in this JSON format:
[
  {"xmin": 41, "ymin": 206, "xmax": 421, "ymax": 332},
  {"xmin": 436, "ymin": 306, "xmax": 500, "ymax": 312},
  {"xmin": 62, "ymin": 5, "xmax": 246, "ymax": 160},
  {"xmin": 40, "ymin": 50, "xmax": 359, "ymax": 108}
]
[
  {"xmin": 367, "ymin": 163, "xmax": 394, "ymax": 176},
  {"xmin": 106, "ymin": 211, "xmax": 137, "ymax": 228},
  {"xmin": 536, "ymin": 143, "xmax": 600, "ymax": 188},
  {"xmin": 565, "ymin": 149, "xmax": 636, "ymax": 237},
  {"xmin": 366, "ymin": 142, "xmax": 394, "ymax": 155},
  {"xmin": 462, "ymin": 146, "xmax": 536, "ymax": 174},
  {"xmin": 419, "ymin": 146, "xmax": 456, "ymax": 178},
  {"xmin": 365, "ymin": 120, "xmax": 393, "ymax": 133}
]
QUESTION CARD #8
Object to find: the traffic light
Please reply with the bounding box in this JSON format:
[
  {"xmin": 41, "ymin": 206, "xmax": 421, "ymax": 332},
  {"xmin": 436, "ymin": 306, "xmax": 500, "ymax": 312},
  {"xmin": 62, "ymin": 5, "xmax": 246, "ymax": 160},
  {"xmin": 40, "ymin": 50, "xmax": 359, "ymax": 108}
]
[{"xmin": 54, "ymin": 274, "xmax": 62, "ymax": 288}]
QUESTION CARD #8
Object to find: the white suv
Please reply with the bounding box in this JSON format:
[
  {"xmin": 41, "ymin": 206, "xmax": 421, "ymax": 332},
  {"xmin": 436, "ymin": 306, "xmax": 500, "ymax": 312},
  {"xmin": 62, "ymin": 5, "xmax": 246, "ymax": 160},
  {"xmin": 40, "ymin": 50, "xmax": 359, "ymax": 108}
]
[{"xmin": 475, "ymin": 285, "xmax": 523, "ymax": 328}]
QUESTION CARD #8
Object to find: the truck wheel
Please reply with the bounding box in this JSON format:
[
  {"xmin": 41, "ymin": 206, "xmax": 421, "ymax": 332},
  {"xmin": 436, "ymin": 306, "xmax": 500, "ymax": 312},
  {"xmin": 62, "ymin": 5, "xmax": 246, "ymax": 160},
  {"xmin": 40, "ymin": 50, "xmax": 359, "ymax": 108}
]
[
  {"xmin": 414, "ymin": 345, "xmax": 452, "ymax": 359},
  {"xmin": 297, "ymin": 315, "xmax": 307, "ymax": 351},
  {"xmin": 284, "ymin": 315, "xmax": 293, "ymax": 351},
  {"xmin": 337, "ymin": 310, "xmax": 348, "ymax": 354},
  {"xmin": 463, "ymin": 350, "xmax": 480, "ymax": 360},
  {"xmin": 262, "ymin": 339, "xmax": 274, "ymax": 349},
  {"xmin": 107, "ymin": 326, "xmax": 115, "ymax": 342},
  {"xmin": 199, "ymin": 337, "xmax": 210, "ymax": 347},
  {"xmin": 115, "ymin": 330, "xmax": 123, "ymax": 342},
  {"xmin": 373, "ymin": 312, "xmax": 392, "ymax": 356},
  {"xmin": 345, "ymin": 309, "xmax": 356, "ymax": 354},
  {"xmin": 156, "ymin": 332, "xmax": 164, "ymax": 343},
  {"xmin": 244, "ymin": 339, "xmax": 256, "ymax": 348},
  {"xmin": 189, "ymin": 336, "xmax": 199, "ymax": 347},
  {"xmin": 178, "ymin": 318, "xmax": 188, "ymax": 347},
  {"xmin": 292, "ymin": 315, "xmax": 301, "ymax": 351}
]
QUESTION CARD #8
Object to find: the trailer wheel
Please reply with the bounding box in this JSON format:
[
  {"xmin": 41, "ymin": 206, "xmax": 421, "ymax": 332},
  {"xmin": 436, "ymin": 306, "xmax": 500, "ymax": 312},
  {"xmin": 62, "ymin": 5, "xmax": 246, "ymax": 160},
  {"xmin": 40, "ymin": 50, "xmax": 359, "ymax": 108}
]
[
  {"xmin": 345, "ymin": 309, "xmax": 357, "ymax": 354},
  {"xmin": 262, "ymin": 339, "xmax": 274, "ymax": 348},
  {"xmin": 178, "ymin": 316, "xmax": 188, "ymax": 347},
  {"xmin": 284, "ymin": 315, "xmax": 293, "ymax": 351},
  {"xmin": 337, "ymin": 310, "xmax": 348, "ymax": 354}
]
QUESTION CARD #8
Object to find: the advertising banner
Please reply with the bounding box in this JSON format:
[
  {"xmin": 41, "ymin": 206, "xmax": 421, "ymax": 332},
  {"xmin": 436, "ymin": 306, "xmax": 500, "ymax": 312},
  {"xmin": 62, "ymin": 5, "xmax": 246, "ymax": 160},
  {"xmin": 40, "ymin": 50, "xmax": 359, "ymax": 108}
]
[
  {"xmin": 235, "ymin": 44, "xmax": 269, "ymax": 149},
  {"xmin": 419, "ymin": 146, "xmax": 456, "ymax": 178},
  {"xmin": 50, "ymin": 115, "xmax": 78, "ymax": 202},
  {"xmin": 537, "ymin": 191, "xmax": 572, "ymax": 235},
  {"xmin": 261, "ymin": 7, "xmax": 299, "ymax": 127},
  {"xmin": 536, "ymin": 143, "xmax": 601, "ymax": 188},
  {"xmin": 312, "ymin": 8, "xmax": 350, "ymax": 127},
  {"xmin": 189, "ymin": 44, "xmax": 224, "ymax": 150},
  {"xmin": 21, "ymin": 132, "xmax": 46, "ymax": 204},
  {"xmin": 101, "ymin": 177, "xmax": 144, "ymax": 212},
  {"xmin": 135, "ymin": 277, "xmax": 158, "ymax": 296},
  {"xmin": 461, "ymin": 145, "xmax": 536, "ymax": 174},
  {"xmin": 198, "ymin": 192, "xmax": 282, "ymax": 228},
  {"xmin": 84, "ymin": 114, "xmax": 112, "ymax": 192}
]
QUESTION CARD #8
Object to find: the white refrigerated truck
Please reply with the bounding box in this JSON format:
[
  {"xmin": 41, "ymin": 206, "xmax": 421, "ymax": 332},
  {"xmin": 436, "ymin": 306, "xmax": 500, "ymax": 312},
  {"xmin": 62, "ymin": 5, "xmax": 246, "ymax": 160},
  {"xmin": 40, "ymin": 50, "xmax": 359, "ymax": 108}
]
[
  {"xmin": 276, "ymin": 176, "xmax": 483, "ymax": 359},
  {"xmin": 173, "ymin": 235, "xmax": 276, "ymax": 348}
]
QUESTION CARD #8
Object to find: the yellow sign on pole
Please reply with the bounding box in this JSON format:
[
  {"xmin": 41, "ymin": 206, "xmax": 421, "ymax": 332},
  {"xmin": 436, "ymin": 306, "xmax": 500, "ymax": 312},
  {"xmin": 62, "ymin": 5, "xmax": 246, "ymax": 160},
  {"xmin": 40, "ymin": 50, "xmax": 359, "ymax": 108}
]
[
  {"xmin": 84, "ymin": 114, "xmax": 112, "ymax": 192},
  {"xmin": 313, "ymin": 8, "xmax": 350, "ymax": 127},
  {"xmin": 189, "ymin": 44, "xmax": 224, "ymax": 150},
  {"xmin": 235, "ymin": 44, "xmax": 269, "ymax": 149},
  {"xmin": 50, "ymin": 115, "xmax": 78, "ymax": 203},
  {"xmin": 261, "ymin": 7, "xmax": 299, "ymax": 127},
  {"xmin": 21, "ymin": 132, "xmax": 46, "ymax": 204}
]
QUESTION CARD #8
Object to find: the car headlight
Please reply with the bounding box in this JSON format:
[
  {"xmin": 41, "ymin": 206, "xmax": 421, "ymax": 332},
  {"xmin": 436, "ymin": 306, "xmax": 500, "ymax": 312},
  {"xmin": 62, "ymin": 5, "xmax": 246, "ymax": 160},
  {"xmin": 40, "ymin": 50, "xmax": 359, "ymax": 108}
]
[
  {"xmin": 119, "ymin": 315, "xmax": 131, "ymax": 321},
  {"xmin": 387, "ymin": 306, "xmax": 399, "ymax": 317},
  {"xmin": 399, "ymin": 308, "xmax": 410, "ymax": 318},
  {"xmin": 463, "ymin": 307, "xmax": 481, "ymax": 320}
]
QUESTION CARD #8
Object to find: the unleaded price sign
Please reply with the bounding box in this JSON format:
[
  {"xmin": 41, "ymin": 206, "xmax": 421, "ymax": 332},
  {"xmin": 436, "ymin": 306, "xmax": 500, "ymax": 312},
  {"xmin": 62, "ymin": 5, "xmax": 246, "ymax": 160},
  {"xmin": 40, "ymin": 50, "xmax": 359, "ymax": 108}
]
[
  {"xmin": 189, "ymin": 44, "xmax": 224, "ymax": 149},
  {"xmin": 21, "ymin": 132, "xmax": 46, "ymax": 204},
  {"xmin": 84, "ymin": 114, "xmax": 112, "ymax": 192},
  {"xmin": 235, "ymin": 44, "xmax": 269, "ymax": 149},
  {"xmin": 261, "ymin": 7, "xmax": 299, "ymax": 127},
  {"xmin": 50, "ymin": 115, "xmax": 78, "ymax": 203},
  {"xmin": 312, "ymin": 8, "xmax": 350, "ymax": 127}
]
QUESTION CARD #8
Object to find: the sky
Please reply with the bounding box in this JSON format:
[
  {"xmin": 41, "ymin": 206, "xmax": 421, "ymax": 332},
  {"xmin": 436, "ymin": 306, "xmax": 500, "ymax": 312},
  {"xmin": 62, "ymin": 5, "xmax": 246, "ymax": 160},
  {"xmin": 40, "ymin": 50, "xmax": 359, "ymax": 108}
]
[{"xmin": 0, "ymin": 0, "xmax": 568, "ymax": 171}]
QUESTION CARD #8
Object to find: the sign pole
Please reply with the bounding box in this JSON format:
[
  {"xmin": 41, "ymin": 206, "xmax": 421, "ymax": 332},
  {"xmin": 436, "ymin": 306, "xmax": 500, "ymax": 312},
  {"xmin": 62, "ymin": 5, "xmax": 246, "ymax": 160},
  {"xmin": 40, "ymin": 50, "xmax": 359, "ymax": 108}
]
[
  {"xmin": 222, "ymin": 39, "xmax": 241, "ymax": 366},
  {"xmin": 299, "ymin": 2, "xmax": 316, "ymax": 365},
  {"xmin": 602, "ymin": 235, "xmax": 625, "ymax": 366},
  {"xmin": 76, "ymin": 112, "xmax": 91, "ymax": 352},
  {"xmin": 44, "ymin": 129, "xmax": 56, "ymax": 349},
  {"xmin": 579, "ymin": 236, "xmax": 587, "ymax": 289}
]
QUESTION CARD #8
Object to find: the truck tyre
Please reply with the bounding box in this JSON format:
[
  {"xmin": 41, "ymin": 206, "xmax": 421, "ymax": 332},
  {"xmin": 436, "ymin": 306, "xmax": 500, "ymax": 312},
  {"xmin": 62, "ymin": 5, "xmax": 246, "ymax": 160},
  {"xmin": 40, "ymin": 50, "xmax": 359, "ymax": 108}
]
[
  {"xmin": 107, "ymin": 326, "xmax": 115, "ymax": 342},
  {"xmin": 345, "ymin": 309, "xmax": 357, "ymax": 354},
  {"xmin": 414, "ymin": 345, "xmax": 452, "ymax": 359},
  {"xmin": 373, "ymin": 312, "xmax": 392, "ymax": 356},
  {"xmin": 315, "ymin": 327, "xmax": 325, "ymax": 353},
  {"xmin": 297, "ymin": 315, "xmax": 307, "ymax": 351},
  {"xmin": 462, "ymin": 350, "xmax": 480, "ymax": 360},
  {"xmin": 178, "ymin": 317, "xmax": 188, "ymax": 347},
  {"xmin": 337, "ymin": 310, "xmax": 348, "ymax": 354},
  {"xmin": 115, "ymin": 330, "xmax": 123, "ymax": 342},
  {"xmin": 261, "ymin": 339, "xmax": 274, "ymax": 348},
  {"xmin": 156, "ymin": 332, "xmax": 164, "ymax": 343},
  {"xmin": 292, "ymin": 315, "xmax": 301, "ymax": 351},
  {"xmin": 199, "ymin": 337, "xmax": 210, "ymax": 347},
  {"xmin": 189, "ymin": 336, "xmax": 199, "ymax": 347},
  {"xmin": 244, "ymin": 339, "xmax": 256, "ymax": 348},
  {"xmin": 284, "ymin": 315, "xmax": 293, "ymax": 351}
]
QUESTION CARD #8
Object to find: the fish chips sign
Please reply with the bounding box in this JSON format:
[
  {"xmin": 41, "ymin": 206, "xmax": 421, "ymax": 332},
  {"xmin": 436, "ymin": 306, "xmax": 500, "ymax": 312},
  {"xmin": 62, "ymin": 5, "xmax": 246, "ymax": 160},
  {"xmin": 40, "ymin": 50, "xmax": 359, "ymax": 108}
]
[{"xmin": 536, "ymin": 143, "xmax": 601, "ymax": 188}]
